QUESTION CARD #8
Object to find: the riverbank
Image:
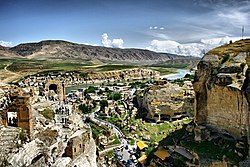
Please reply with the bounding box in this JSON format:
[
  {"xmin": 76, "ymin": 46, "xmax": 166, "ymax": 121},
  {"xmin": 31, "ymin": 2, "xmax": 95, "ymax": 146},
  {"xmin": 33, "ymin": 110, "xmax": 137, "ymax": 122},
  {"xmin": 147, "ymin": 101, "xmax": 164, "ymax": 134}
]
[{"xmin": 160, "ymin": 69, "xmax": 192, "ymax": 80}]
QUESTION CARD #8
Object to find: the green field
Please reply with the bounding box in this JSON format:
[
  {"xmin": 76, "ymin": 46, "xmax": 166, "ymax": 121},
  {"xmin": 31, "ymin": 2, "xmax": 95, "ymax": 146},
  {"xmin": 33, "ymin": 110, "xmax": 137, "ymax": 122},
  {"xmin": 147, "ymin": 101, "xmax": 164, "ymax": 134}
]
[
  {"xmin": 149, "ymin": 63, "xmax": 189, "ymax": 69},
  {"xmin": 0, "ymin": 59, "xmax": 13, "ymax": 69},
  {"xmin": 3, "ymin": 59, "xmax": 93, "ymax": 72},
  {"xmin": 96, "ymin": 64, "xmax": 136, "ymax": 71},
  {"xmin": 150, "ymin": 67, "xmax": 177, "ymax": 75}
]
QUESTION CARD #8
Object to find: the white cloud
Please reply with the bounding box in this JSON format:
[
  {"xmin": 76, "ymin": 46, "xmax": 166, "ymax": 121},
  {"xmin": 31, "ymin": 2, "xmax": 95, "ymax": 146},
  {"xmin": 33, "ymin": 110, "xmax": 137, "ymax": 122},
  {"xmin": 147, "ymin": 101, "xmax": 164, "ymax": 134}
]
[
  {"xmin": 101, "ymin": 33, "xmax": 123, "ymax": 48},
  {"xmin": 112, "ymin": 38, "xmax": 124, "ymax": 48},
  {"xmin": 149, "ymin": 26, "xmax": 165, "ymax": 30},
  {"xmin": 146, "ymin": 36, "xmax": 250, "ymax": 57},
  {"xmin": 0, "ymin": 40, "xmax": 13, "ymax": 47}
]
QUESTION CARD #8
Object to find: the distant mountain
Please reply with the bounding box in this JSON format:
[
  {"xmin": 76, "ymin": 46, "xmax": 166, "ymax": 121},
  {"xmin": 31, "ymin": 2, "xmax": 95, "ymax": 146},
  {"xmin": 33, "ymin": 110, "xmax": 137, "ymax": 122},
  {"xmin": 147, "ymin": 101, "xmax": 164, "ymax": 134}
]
[
  {"xmin": 0, "ymin": 45, "xmax": 20, "ymax": 58},
  {"xmin": 1, "ymin": 40, "xmax": 198, "ymax": 64}
]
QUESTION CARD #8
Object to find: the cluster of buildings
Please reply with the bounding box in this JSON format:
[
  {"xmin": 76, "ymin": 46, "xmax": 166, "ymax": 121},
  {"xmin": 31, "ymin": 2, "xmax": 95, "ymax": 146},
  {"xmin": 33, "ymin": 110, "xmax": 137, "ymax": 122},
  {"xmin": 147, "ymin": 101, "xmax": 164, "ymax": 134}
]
[{"xmin": 0, "ymin": 67, "xmax": 197, "ymax": 167}]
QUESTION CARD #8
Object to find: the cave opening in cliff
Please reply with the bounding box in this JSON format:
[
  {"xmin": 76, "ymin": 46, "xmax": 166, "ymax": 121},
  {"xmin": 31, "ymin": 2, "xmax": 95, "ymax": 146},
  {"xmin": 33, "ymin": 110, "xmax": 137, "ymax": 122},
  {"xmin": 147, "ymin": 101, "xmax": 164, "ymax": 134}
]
[{"xmin": 49, "ymin": 84, "xmax": 58, "ymax": 94}]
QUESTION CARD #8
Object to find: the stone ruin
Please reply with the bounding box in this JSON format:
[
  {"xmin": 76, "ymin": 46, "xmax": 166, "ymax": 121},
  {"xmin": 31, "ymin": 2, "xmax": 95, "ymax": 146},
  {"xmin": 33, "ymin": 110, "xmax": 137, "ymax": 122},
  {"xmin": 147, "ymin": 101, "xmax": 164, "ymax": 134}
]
[
  {"xmin": 0, "ymin": 88, "xmax": 33, "ymax": 136},
  {"xmin": 45, "ymin": 79, "xmax": 65, "ymax": 101}
]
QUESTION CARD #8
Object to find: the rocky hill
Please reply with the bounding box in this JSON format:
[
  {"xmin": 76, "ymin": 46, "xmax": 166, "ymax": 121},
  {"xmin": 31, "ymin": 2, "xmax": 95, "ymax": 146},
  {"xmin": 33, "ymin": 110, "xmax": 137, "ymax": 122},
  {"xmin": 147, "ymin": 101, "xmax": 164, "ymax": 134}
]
[
  {"xmin": 0, "ymin": 40, "xmax": 196, "ymax": 64},
  {"xmin": 193, "ymin": 39, "xmax": 250, "ymax": 148},
  {"xmin": 0, "ymin": 45, "xmax": 20, "ymax": 58}
]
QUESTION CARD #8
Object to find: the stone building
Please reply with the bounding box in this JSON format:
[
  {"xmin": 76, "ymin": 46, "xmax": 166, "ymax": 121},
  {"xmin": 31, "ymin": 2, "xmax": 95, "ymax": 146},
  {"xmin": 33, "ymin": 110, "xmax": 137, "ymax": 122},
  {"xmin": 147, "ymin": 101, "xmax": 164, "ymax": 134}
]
[
  {"xmin": 64, "ymin": 129, "xmax": 89, "ymax": 160},
  {"xmin": 45, "ymin": 79, "xmax": 65, "ymax": 101},
  {"xmin": 65, "ymin": 136, "xmax": 84, "ymax": 160},
  {"xmin": 7, "ymin": 95, "xmax": 33, "ymax": 135},
  {"xmin": 0, "ymin": 89, "xmax": 33, "ymax": 136}
]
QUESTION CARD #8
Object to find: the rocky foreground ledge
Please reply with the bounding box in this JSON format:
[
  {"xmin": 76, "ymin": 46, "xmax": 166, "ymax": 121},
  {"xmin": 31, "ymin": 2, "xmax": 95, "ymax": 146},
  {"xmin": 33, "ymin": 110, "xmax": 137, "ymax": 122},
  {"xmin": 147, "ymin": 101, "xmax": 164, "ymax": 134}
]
[{"xmin": 193, "ymin": 39, "xmax": 250, "ymax": 150}]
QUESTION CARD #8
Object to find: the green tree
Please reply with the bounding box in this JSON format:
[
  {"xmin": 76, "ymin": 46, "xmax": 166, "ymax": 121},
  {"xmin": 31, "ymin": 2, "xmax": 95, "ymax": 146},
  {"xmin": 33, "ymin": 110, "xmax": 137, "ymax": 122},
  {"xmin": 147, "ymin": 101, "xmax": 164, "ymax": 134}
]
[
  {"xmin": 79, "ymin": 104, "xmax": 91, "ymax": 114},
  {"xmin": 108, "ymin": 92, "xmax": 121, "ymax": 101},
  {"xmin": 99, "ymin": 100, "xmax": 108, "ymax": 111},
  {"xmin": 92, "ymin": 100, "xmax": 97, "ymax": 108},
  {"xmin": 97, "ymin": 89, "xmax": 103, "ymax": 95},
  {"xmin": 113, "ymin": 92, "xmax": 121, "ymax": 101},
  {"xmin": 84, "ymin": 86, "xmax": 98, "ymax": 95}
]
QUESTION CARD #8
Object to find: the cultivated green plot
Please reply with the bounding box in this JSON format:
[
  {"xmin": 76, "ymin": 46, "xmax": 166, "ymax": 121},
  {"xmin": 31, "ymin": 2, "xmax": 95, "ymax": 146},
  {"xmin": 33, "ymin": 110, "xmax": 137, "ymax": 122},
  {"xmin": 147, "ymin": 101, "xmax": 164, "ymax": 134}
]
[{"xmin": 96, "ymin": 64, "xmax": 137, "ymax": 71}]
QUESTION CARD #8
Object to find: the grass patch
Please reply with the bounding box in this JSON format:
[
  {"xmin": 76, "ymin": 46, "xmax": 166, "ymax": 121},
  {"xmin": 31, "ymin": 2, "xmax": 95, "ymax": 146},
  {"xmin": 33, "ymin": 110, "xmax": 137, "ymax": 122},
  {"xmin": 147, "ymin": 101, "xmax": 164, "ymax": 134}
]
[
  {"xmin": 0, "ymin": 59, "xmax": 13, "ymax": 69},
  {"xmin": 207, "ymin": 39, "xmax": 250, "ymax": 64},
  {"xmin": 40, "ymin": 108, "xmax": 55, "ymax": 120},
  {"xmin": 128, "ymin": 138, "xmax": 136, "ymax": 145},
  {"xmin": 109, "ymin": 135, "xmax": 120, "ymax": 145},
  {"xmin": 123, "ymin": 117, "xmax": 190, "ymax": 143},
  {"xmin": 180, "ymin": 139, "xmax": 243, "ymax": 165}
]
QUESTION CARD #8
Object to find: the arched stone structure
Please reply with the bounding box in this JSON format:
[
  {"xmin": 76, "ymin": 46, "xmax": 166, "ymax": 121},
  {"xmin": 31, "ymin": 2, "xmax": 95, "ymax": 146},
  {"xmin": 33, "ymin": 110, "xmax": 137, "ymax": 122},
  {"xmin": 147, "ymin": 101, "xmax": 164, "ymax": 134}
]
[
  {"xmin": 45, "ymin": 80, "xmax": 65, "ymax": 101},
  {"xmin": 2, "ymin": 95, "xmax": 33, "ymax": 136},
  {"xmin": 49, "ymin": 84, "xmax": 58, "ymax": 93}
]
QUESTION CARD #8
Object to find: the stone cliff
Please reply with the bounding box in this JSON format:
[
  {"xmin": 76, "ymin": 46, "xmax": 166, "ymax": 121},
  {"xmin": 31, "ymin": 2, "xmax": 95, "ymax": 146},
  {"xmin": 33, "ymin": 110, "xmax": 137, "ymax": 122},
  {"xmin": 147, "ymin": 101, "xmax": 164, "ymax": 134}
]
[
  {"xmin": 84, "ymin": 68, "xmax": 160, "ymax": 82},
  {"xmin": 193, "ymin": 39, "xmax": 250, "ymax": 150},
  {"xmin": 137, "ymin": 81, "xmax": 194, "ymax": 122}
]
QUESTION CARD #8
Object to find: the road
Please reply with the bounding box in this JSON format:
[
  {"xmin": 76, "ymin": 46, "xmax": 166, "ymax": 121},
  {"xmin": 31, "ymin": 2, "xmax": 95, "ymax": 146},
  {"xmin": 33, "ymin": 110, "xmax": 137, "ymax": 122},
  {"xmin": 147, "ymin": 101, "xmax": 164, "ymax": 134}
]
[{"xmin": 88, "ymin": 109, "xmax": 137, "ymax": 167}]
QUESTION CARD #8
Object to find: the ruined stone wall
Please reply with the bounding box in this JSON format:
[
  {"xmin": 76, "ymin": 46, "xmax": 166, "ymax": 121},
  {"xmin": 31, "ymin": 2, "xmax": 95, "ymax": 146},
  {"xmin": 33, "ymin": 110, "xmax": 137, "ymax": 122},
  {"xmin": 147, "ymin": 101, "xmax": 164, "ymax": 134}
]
[
  {"xmin": 45, "ymin": 80, "xmax": 65, "ymax": 101},
  {"xmin": 17, "ymin": 96, "xmax": 33, "ymax": 135}
]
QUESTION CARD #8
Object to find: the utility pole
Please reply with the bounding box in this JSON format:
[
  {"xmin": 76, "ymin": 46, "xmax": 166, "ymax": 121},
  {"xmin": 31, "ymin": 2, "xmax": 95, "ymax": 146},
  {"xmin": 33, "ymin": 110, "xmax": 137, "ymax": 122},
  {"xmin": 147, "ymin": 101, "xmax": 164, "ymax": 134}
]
[{"xmin": 242, "ymin": 26, "xmax": 244, "ymax": 39}]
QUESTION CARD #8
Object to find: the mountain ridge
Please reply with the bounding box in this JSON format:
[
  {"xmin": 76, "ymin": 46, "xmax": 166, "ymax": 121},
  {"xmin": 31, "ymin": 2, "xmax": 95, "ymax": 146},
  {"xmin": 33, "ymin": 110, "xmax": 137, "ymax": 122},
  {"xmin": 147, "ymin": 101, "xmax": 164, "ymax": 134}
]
[{"xmin": 1, "ymin": 40, "xmax": 199, "ymax": 64}]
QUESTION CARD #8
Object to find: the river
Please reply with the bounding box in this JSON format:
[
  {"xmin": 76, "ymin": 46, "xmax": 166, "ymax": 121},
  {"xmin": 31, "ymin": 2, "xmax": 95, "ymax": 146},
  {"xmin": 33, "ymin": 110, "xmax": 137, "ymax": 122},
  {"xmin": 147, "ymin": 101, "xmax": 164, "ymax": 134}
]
[
  {"xmin": 66, "ymin": 69, "xmax": 192, "ymax": 93},
  {"xmin": 160, "ymin": 69, "xmax": 192, "ymax": 80}
]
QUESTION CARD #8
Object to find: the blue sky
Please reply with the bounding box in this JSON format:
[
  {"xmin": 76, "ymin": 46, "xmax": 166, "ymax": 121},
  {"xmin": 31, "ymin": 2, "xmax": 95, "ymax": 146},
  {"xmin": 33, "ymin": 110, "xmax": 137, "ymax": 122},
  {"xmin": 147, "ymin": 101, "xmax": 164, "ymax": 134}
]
[{"xmin": 0, "ymin": 0, "xmax": 250, "ymax": 56}]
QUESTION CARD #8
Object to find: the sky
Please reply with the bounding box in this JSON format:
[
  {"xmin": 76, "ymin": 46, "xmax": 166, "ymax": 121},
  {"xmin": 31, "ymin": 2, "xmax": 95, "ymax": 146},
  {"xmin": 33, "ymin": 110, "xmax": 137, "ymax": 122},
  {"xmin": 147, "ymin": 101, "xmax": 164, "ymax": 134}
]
[{"xmin": 0, "ymin": 0, "xmax": 250, "ymax": 57}]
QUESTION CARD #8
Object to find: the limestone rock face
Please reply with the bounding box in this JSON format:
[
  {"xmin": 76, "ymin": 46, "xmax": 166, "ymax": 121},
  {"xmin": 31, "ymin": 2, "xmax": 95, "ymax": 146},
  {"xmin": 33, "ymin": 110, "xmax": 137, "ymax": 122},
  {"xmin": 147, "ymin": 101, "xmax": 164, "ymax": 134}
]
[
  {"xmin": 85, "ymin": 68, "xmax": 160, "ymax": 81},
  {"xmin": 138, "ymin": 81, "xmax": 194, "ymax": 122},
  {"xmin": 193, "ymin": 39, "xmax": 250, "ymax": 140}
]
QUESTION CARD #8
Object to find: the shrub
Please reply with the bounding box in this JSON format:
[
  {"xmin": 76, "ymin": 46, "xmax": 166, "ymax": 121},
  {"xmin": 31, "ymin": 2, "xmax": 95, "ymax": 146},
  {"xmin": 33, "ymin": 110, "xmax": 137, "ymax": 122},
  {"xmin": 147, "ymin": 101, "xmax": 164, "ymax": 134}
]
[
  {"xmin": 19, "ymin": 129, "xmax": 27, "ymax": 144},
  {"xmin": 221, "ymin": 54, "xmax": 230, "ymax": 64},
  {"xmin": 84, "ymin": 86, "xmax": 98, "ymax": 95},
  {"xmin": 108, "ymin": 92, "xmax": 121, "ymax": 101},
  {"xmin": 212, "ymin": 68, "xmax": 219, "ymax": 75}
]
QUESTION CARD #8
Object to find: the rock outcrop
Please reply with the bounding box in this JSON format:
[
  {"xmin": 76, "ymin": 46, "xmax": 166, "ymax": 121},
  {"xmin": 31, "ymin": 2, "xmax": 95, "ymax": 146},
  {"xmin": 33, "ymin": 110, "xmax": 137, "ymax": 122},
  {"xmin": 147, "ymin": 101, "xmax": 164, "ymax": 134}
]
[
  {"xmin": 137, "ymin": 81, "xmax": 194, "ymax": 122},
  {"xmin": 193, "ymin": 39, "xmax": 250, "ymax": 154},
  {"xmin": 84, "ymin": 68, "xmax": 160, "ymax": 82}
]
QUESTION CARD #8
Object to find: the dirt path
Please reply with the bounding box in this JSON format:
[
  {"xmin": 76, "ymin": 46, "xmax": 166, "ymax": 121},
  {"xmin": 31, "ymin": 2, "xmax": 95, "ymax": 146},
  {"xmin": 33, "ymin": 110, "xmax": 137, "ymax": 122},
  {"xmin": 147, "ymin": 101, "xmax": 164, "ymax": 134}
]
[{"xmin": 0, "ymin": 63, "xmax": 20, "ymax": 83}]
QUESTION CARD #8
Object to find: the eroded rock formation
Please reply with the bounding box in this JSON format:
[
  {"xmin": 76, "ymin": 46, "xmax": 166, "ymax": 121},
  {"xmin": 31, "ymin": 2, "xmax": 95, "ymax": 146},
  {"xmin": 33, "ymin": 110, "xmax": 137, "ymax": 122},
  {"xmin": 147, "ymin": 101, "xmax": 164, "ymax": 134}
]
[
  {"xmin": 137, "ymin": 81, "xmax": 194, "ymax": 122},
  {"xmin": 85, "ymin": 68, "xmax": 160, "ymax": 82},
  {"xmin": 193, "ymin": 39, "xmax": 250, "ymax": 154}
]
